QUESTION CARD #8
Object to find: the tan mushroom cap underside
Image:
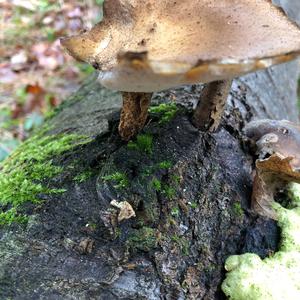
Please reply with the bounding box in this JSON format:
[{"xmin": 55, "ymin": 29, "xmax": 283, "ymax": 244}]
[{"xmin": 61, "ymin": 0, "xmax": 300, "ymax": 92}]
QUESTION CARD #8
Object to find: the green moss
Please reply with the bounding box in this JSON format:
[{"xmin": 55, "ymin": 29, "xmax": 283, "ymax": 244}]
[
  {"xmin": 102, "ymin": 172, "xmax": 129, "ymax": 189},
  {"xmin": 188, "ymin": 202, "xmax": 198, "ymax": 209},
  {"xmin": 127, "ymin": 227, "xmax": 158, "ymax": 252},
  {"xmin": 148, "ymin": 103, "xmax": 179, "ymax": 124},
  {"xmin": 127, "ymin": 133, "xmax": 153, "ymax": 155},
  {"xmin": 142, "ymin": 160, "xmax": 173, "ymax": 177},
  {"xmin": 87, "ymin": 223, "xmax": 97, "ymax": 230},
  {"xmin": 151, "ymin": 178, "xmax": 162, "ymax": 192},
  {"xmin": 171, "ymin": 206, "xmax": 180, "ymax": 217},
  {"xmin": 232, "ymin": 202, "xmax": 244, "ymax": 218},
  {"xmin": 44, "ymin": 109, "xmax": 56, "ymax": 120},
  {"xmin": 0, "ymin": 208, "xmax": 28, "ymax": 226},
  {"xmin": 158, "ymin": 160, "xmax": 173, "ymax": 170},
  {"xmin": 222, "ymin": 183, "xmax": 300, "ymax": 300},
  {"xmin": 171, "ymin": 174, "xmax": 180, "ymax": 185},
  {"xmin": 0, "ymin": 128, "xmax": 90, "ymax": 225},
  {"xmin": 114, "ymin": 227, "xmax": 122, "ymax": 239},
  {"xmin": 162, "ymin": 184, "xmax": 176, "ymax": 199},
  {"xmin": 171, "ymin": 234, "xmax": 189, "ymax": 256},
  {"xmin": 74, "ymin": 169, "xmax": 94, "ymax": 183}
]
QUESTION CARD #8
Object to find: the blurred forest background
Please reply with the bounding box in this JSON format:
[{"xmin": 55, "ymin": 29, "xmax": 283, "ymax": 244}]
[
  {"xmin": 0, "ymin": 0, "xmax": 299, "ymax": 162},
  {"xmin": 0, "ymin": 0, "xmax": 104, "ymax": 161}
]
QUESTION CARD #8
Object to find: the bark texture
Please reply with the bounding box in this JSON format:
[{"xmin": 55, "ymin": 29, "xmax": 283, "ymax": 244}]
[
  {"xmin": 0, "ymin": 61, "xmax": 298, "ymax": 300},
  {"xmin": 1, "ymin": 2, "xmax": 300, "ymax": 298}
]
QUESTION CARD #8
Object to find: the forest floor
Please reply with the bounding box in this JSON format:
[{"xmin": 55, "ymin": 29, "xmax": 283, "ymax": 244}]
[{"xmin": 0, "ymin": 0, "xmax": 103, "ymax": 161}]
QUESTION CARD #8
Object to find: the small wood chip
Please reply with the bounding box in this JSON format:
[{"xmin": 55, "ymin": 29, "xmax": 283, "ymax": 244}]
[{"xmin": 110, "ymin": 200, "xmax": 136, "ymax": 222}]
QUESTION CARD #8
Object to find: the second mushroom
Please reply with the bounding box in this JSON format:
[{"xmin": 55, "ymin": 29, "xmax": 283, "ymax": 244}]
[
  {"xmin": 245, "ymin": 119, "xmax": 300, "ymax": 220},
  {"xmin": 61, "ymin": 0, "xmax": 300, "ymax": 141}
]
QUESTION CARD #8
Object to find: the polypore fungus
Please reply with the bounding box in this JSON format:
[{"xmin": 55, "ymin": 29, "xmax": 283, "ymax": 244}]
[
  {"xmin": 61, "ymin": 0, "xmax": 300, "ymax": 140},
  {"xmin": 245, "ymin": 119, "xmax": 300, "ymax": 219}
]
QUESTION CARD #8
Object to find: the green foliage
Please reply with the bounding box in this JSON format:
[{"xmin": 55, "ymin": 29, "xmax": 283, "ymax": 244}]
[
  {"xmin": 15, "ymin": 86, "xmax": 28, "ymax": 104},
  {"xmin": 145, "ymin": 162, "xmax": 176, "ymax": 199},
  {"xmin": 142, "ymin": 160, "xmax": 173, "ymax": 177},
  {"xmin": 171, "ymin": 234, "xmax": 189, "ymax": 256},
  {"xmin": 148, "ymin": 103, "xmax": 179, "ymax": 124},
  {"xmin": 76, "ymin": 63, "xmax": 95, "ymax": 76},
  {"xmin": 162, "ymin": 185, "xmax": 176, "ymax": 199},
  {"xmin": 171, "ymin": 206, "xmax": 180, "ymax": 217},
  {"xmin": 102, "ymin": 172, "xmax": 129, "ymax": 189},
  {"xmin": 74, "ymin": 170, "xmax": 94, "ymax": 183},
  {"xmin": 151, "ymin": 178, "xmax": 162, "ymax": 192},
  {"xmin": 171, "ymin": 175, "xmax": 181, "ymax": 186},
  {"xmin": 0, "ymin": 208, "xmax": 28, "ymax": 226},
  {"xmin": 0, "ymin": 128, "xmax": 90, "ymax": 225},
  {"xmin": 44, "ymin": 27, "xmax": 56, "ymax": 42},
  {"xmin": 127, "ymin": 227, "xmax": 158, "ymax": 252},
  {"xmin": 232, "ymin": 202, "xmax": 244, "ymax": 218},
  {"xmin": 37, "ymin": 0, "xmax": 60, "ymax": 12},
  {"xmin": 95, "ymin": 0, "xmax": 105, "ymax": 5},
  {"xmin": 158, "ymin": 160, "xmax": 172, "ymax": 169},
  {"xmin": 189, "ymin": 201, "xmax": 198, "ymax": 209},
  {"xmin": 127, "ymin": 134, "xmax": 153, "ymax": 155}
]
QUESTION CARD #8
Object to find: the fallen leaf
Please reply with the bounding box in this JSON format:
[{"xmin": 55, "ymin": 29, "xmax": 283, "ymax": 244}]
[
  {"xmin": 11, "ymin": 50, "xmax": 28, "ymax": 65},
  {"xmin": 77, "ymin": 238, "xmax": 95, "ymax": 255},
  {"xmin": 110, "ymin": 200, "xmax": 136, "ymax": 222}
]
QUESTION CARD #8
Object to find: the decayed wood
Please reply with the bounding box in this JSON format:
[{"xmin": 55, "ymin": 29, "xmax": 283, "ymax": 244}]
[
  {"xmin": 0, "ymin": 1, "xmax": 300, "ymax": 298},
  {"xmin": 0, "ymin": 59, "xmax": 298, "ymax": 300}
]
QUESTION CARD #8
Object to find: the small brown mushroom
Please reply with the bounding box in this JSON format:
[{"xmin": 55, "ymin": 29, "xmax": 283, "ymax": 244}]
[
  {"xmin": 245, "ymin": 119, "xmax": 300, "ymax": 219},
  {"xmin": 61, "ymin": 0, "xmax": 300, "ymax": 140}
]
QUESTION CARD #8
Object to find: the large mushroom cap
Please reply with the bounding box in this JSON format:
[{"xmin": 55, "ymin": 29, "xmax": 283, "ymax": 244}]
[{"xmin": 61, "ymin": 0, "xmax": 300, "ymax": 92}]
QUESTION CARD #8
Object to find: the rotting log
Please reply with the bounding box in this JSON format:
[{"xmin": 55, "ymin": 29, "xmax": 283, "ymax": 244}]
[
  {"xmin": 0, "ymin": 60, "xmax": 298, "ymax": 299},
  {"xmin": 1, "ymin": 6, "xmax": 300, "ymax": 300}
]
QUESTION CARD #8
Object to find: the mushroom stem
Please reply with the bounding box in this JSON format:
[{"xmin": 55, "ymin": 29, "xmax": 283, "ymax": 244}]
[
  {"xmin": 118, "ymin": 92, "xmax": 152, "ymax": 141},
  {"xmin": 192, "ymin": 79, "xmax": 232, "ymax": 131}
]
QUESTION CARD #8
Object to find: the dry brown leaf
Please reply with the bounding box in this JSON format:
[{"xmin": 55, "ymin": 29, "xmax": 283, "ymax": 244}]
[{"xmin": 110, "ymin": 200, "xmax": 136, "ymax": 222}]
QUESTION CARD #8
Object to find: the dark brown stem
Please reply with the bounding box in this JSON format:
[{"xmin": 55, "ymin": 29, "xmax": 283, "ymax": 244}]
[
  {"xmin": 192, "ymin": 80, "xmax": 233, "ymax": 131},
  {"xmin": 118, "ymin": 92, "xmax": 152, "ymax": 141}
]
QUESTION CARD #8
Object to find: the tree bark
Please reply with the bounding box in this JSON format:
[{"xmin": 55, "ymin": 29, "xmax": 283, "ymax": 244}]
[
  {"xmin": 0, "ymin": 61, "xmax": 298, "ymax": 300},
  {"xmin": 0, "ymin": 3, "xmax": 300, "ymax": 299}
]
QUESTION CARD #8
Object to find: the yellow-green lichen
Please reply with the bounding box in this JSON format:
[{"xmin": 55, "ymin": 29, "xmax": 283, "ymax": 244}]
[
  {"xmin": 222, "ymin": 183, "xmax": 300, "ymax": 300},
  {"xmin": 0, "ymin": 128, "xmax": 90, "ymax": 225}
]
